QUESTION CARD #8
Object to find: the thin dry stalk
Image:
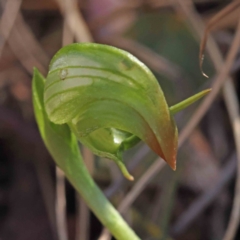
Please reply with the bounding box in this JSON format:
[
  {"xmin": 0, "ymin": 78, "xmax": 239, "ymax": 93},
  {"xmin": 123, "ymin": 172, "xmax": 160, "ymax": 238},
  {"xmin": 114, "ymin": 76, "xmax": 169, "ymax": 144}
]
[
  {"xmin": 77, "ymin": 196, "xmax": 90, "ymax": 240},
  {"xmin": 98, "ymin": 228, "xmax": 112, "ymax": 240},
  {"xmin": 104, "ymin": 36, "xmax": 185, "ymax": 84},
  {"xmin": 76, "ymin": 147, "xmax": 94, "ymax": 240},
  {"xmin": 175, "ymin": 1, "xmax": 240, "ymax": 148},
  {"xmin": 220, "ymin": 81, "xmax": 240, "ymax": 240},
  {"xmin": 118, "ymin": 160, "xmax": 165, "ymax": 215},
  {"xmin": 104, "ymin": 145, "xmax": 150, "ymax": 198},
  {"xmin": 56, "ymin": 167, "xmax": 68, "ymax": 240},
  {"xmin": 171, "ymin": 154, "xmax": 236, "ymax": 236},
  {"xmin": 55, "ymin": 20, "xmax": 75, "ymax": 240},
  {"xmin": 0, "ymin": 107, "xmax": 57, "ymax": 239},
  {"xmin": 88, "ymin": 1, "xmax": 141, "ymax": 32},
  {"xmin": 0, "ymin": 5, "xmax": 58, "ymax": 237},
  {"xmin": 7, "ymin": 13, "xmax": 49, "ymax": 74},
  {"xmin": 0, "ymin": 0, "xmax": 22, "ymax": 57},
  {"xmin": 174, "ymin": 1, "xmax": 240, "ymax": 239},
  {"xmin": 199, "ymin": 0, "xmax": 240, "ymax": 77},
  {"xmin": 55, "ymin": 0, "xmax": 93, "ymax": 42},
  {"xmin": 35, "ymin": 149, "xmax": 57, "ymax": 240},
  {"xmin": 62, "ymin": 19, "xmax": 74, "ymax": 46},
  {"xmin": 99, "ymin": 159, "xmax": 166, "ymax": 240}
]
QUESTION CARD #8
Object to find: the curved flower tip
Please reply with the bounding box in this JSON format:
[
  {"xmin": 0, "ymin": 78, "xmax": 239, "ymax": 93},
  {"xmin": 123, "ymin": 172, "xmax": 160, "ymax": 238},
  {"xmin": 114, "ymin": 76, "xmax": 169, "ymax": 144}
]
[
  {"xmin": 117, "ymin": 160, "xmax": 134, "ymax": 181},
  {"xmin": 44, "ymin": 43, "xmax": 178, "ymax": 178},
  {"xmin": 172, "ymin": 161, "xmax": 176, "ymax": 171}
]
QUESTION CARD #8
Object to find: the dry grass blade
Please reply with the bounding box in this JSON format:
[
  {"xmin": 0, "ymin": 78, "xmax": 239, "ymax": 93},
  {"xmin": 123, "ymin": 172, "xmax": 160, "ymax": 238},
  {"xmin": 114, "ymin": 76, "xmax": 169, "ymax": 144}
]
[
  {"xmin": 118, "ymin": 160, "xmax": 165, "ymax": 214},
  {"xmin": 0, "ymin": 5, "xmax": 58, "ymax": 233},
  {"xmin": 56, "ymin": 167, "xmax": 68, "ymax": 240},
  {"xmin": 88, "ymin": 1, "xmax": 140, "ymax": 32},
  {"xmin": 77, "ymin": 197, "xmax": 90, "ymax": 240},
  {"xmin": 171, "ymin": 154, "xmax": 236, "ymax": 236},
  {"xmin": 98, "ymin": 229, "xmax": 111, "ymax": 240},
  {"xmin": 7, "ymin": 13, "xmax": 49, "ymax": 74},
  {"xmin": 0, "ymin": 0, "xmax": 22, "ymax": 57},
  {"xmin": 54, "ymin": 0, "xmax": 93, "ymax": 42},
  {"xmin": 62, "ymin": 19, "xmax": 74, "ymax": 46},
  {"xmin": 104, "ymin": 145, "xmax": 150, "ymax": 198},
  {"xmin": 76, "ymin": 148, "xmax": 94, "ymax": 240},
  {"xmin": 104, "ymin": 36, "xmax": 186, "ymax": 84},
  {"xmin": 174, "ymin": 1, "xmax": 240, "ymax": 239},
  {"xmin": 35, "ymin": 151, "xmax": 57, "ymax": 240},
  {"xmin": 176, "ymin": 3, "xmax": 240, "ymax": 149},
  {"xmin": 99, "ymin": 159, "xmax": 166, "ymax": 240},
  {"xmin": 0, "ymin": 107, "xmax": 57, "ymax": 239},
  {"xmin": 199, "ymin": 0, "xmax": 240, "ymax": 78},
  {"xmin": 55, "ymin": 20, "xmax": 75, "ymax": 240},
  {"xmin": 222, "ymin": 81, "xmax": 240, "ymax": 240}
]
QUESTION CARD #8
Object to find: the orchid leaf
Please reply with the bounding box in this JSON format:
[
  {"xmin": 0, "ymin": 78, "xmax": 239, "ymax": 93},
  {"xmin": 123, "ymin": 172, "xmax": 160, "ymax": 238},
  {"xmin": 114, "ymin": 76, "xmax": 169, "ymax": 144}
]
[{"xmin": 32, "ymin": 68, "xmax": 81, "ymax": 170}]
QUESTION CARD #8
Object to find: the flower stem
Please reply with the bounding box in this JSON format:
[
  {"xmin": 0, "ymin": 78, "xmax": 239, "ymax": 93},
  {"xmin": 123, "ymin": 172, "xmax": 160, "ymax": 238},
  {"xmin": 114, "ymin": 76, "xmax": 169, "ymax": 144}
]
[{"xmin": 62, "ymin": 151, "xmax": 140, "ymax": 240}]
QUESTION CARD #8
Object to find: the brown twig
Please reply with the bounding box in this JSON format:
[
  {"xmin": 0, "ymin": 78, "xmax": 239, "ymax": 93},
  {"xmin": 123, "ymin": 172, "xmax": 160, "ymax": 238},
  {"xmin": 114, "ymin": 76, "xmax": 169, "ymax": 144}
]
[
  {"xmin": 55, "ymin": 167, "xmax": 68, "ymax": 240},
  {"xmin": 171, "ymin": 153, "xmax": 237, "ymax": 236},
  {"xmin": 88, "ymin": 1, "xmax": 141, "ymax": 32},
  {"xmin": 7, "ymin": 13, "xmax": 50, "ymax": 74},
  {"xmin": 99, "ymin": 157, "xmax": 165, "ymax": 240},
  {"xmin": 0, "ymin": 0, "xmax": 22, "ymax": 57},
  {"xmin": 103, "ymin": 36, "xmax": 187, "ymax": 87},
  {"xmin": 0, "ymin": 0, "xmax": 22, "ymax": 58},
  {"xmin": 1, "ymin": 14, "xmax": 57, "ymax": 232},
  {"xmin": 199, "ymin": 0, "xmax": 240, "ymax": 78},
  {"xmin": 62, "ymin": 19, "xmax": 74, "ymax": 46},
  {"xmin": 54, "ymin": 19, "xmax": 75, "ymax": 240},
  {"xmin": 0, "ymin": 107, "xmax": 57, "ymax": 239},
  {"xmin": 54, "ymin": 0, "xmax": 93, "ymax": 42},
  {"xmin": 104, "ymin": 145, "xmax": 150, "ymax": 198},
  {"xmin": 77, "ymin": 148, "xmax": 94, "ymax": 240},
  {"xmin": 175, "ymin": 1, "xmax": 240, "ymax": 148},
  {"xmin": 174, "ymin": 2, "xmax": 240, "ymax": 239},
  {"xmin": 217, "ymin": 81, "xmax": 240, "ymax": 240}
]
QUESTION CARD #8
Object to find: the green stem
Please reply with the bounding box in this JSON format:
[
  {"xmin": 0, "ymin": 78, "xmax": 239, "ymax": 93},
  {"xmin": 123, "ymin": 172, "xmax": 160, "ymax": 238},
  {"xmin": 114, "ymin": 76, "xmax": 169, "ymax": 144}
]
[{"xmin": 62, "ymin": 151, "xmax": 140, "ymax": 240}]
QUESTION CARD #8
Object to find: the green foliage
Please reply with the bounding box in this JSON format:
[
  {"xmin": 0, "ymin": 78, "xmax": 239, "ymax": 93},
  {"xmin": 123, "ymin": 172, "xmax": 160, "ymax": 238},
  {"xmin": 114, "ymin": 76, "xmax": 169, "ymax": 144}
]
[{"xmin": 32, "ymin": 42, "xmax": 210, "ymax": 240}]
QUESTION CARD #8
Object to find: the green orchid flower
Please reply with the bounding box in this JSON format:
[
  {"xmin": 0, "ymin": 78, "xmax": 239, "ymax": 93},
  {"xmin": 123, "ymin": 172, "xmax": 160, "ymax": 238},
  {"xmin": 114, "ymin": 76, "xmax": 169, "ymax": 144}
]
[
  {"xmin": 40, "ymin": 43, "xmax": 210, "ymax": 180},
  {"xmin": 32, "ymin": 43, "xmax": 210, "ymax": 240}
]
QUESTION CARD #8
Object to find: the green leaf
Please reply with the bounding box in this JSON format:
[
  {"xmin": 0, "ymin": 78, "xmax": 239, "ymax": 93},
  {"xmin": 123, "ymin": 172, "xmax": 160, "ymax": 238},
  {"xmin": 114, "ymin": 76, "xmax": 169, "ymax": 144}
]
[
  {"xmin": 44, "ymin": 43, "xmax": 178, "ymax": 170},
  {"xmin": 32, "ymin": 68, "xmax": 81, "ymax": 170}
]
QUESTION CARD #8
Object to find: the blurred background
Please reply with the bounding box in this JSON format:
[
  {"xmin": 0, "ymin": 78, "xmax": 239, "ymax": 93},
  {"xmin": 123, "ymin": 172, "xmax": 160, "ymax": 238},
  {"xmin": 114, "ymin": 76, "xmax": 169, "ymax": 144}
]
[{"xmin": 0, "ymin": 0, "xmax": 240, "ymax": 239}]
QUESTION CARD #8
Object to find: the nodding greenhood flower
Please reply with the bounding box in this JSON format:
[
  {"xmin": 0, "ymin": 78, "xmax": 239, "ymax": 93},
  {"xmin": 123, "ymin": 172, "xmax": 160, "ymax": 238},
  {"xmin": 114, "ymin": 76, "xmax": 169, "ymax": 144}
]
[{"xmin": 43, "ymin": 43, "xmax": 210, "ymax": 180}]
